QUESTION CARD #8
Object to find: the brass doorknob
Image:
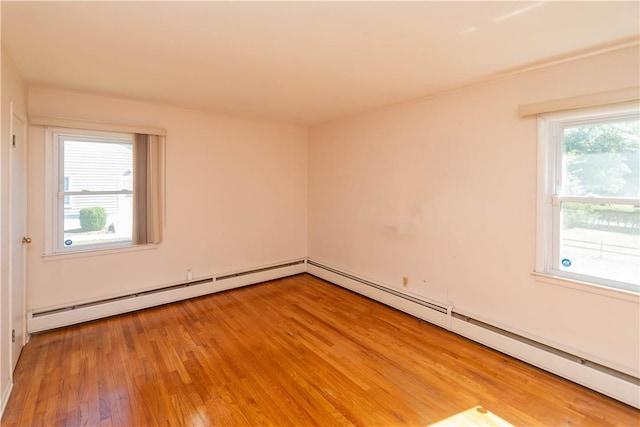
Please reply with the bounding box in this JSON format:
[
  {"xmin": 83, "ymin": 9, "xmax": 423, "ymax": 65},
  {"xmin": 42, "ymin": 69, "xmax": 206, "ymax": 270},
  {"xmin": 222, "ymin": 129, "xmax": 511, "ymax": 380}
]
[{"xmin": 22, "ymin": 237, "xmax": 32, "ymax": 244}]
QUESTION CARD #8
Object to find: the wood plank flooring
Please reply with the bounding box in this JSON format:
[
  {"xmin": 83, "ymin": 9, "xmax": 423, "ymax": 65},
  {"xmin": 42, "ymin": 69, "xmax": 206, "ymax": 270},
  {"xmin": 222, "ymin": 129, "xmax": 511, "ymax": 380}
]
[{"xmin": 2, "ymin": 274, "xmax": 639, "ymax": 426}]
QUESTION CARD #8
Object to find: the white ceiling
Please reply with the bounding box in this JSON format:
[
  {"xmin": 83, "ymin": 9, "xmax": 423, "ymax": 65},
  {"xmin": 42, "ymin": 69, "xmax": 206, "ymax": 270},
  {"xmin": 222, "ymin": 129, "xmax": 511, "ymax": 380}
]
[{"xmin": 2, "ymin": 1, "xmax": 639, "ymax": 125}]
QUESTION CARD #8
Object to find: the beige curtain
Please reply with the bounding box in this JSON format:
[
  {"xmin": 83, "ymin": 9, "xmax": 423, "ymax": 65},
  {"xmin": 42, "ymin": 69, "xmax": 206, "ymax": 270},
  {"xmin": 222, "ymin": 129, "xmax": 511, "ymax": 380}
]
[{"xmin": 134, "ymin": 134, "xmax": 164, "ymax": 244}]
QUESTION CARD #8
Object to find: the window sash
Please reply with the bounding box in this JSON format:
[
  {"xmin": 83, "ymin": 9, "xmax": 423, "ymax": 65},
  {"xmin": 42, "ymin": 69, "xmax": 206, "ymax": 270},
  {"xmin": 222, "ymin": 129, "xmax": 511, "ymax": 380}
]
[
  {"xmin": 537, "ymin": 102, "xmax": 639, "ymax": 293},
  {"xmin": 553, "ymin": 113, "xmax": 639, "ymax": 200},
  {"xmin": 550, "ymin": 201, "xmax": 639, "ymax": 292},
  {"xmin": 54, "ymin": 132, "xmax": 134, "ymax": 252},
  {"xmin": 60, "ymin": 190, "xmax": 133, "ymax": 196},
  {"xmin": 552, "ymin": 195, "xmax": 640, "ymax": 206}
]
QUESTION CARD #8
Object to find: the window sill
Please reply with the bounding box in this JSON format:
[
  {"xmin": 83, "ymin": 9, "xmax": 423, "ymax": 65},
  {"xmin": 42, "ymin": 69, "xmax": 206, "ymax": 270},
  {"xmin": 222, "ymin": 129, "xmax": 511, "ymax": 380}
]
[
  {"xmin": 43, "ymin": 243, "xmax": 159, "ymax": 262},
  {"xmin": 532, "ymin": 272, "xmax": 639, "ymax": 303}
]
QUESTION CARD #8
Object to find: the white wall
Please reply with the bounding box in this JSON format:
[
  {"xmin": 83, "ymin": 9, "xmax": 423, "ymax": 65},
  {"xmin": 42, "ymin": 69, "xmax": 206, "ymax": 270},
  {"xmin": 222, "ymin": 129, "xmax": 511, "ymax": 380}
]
[
  {"xmin": 308, "ymin": 46, "xmax": 640, "ymax": 375},
  {"xmin": 0, "ymin": 46, "xmax": 28, "ymax": 410},
  {"xmin": 27, "ymin": 88, "xmax": 307, "ymax": 311}
]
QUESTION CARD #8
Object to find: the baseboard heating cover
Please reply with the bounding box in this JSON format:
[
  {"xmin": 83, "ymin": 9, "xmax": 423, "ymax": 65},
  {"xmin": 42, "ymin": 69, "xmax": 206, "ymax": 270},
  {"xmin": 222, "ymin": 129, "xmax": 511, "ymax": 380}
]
[
  {"xmin": 27, "ymin": 259, "xmax": 306, "ymax": 333},
  {"xmin": 306, "ymin": 259, "xmax": 640, "ymax": 409},
  {"xmin": 307, "ymin": 260, "xmax": 449, "ymax": 327}
]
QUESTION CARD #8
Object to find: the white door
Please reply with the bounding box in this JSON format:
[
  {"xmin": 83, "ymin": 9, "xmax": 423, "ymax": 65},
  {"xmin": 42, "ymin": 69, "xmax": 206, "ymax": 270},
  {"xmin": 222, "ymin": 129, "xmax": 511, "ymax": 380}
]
[{"xmin": 10, "ymin": 109, "xmax": 27, "ymax": 372}]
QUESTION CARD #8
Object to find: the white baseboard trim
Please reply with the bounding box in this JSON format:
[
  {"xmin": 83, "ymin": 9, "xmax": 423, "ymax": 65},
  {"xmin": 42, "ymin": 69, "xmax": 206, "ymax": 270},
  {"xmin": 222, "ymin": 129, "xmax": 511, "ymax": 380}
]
[
  {"xmin": 306, "ymin": 259, "xmax": 640, "ymax": 409},
  {"xmin": 215, "ymin": 260, "xmax": 306, "ymax": 291},
  {"xmin": 306, "ymin": 261, "xmax": 449, "ymax": 328},
  {"xmin": 450, "ymin": 317, "xmax": 640, "ymax": 408},
  {"xmin": 27, "ymin": 259, "xmax": 307, "ymax": 334},
  {"xmin": 0, "ymin": 380, "xmax": 13, "ymax": 420}
]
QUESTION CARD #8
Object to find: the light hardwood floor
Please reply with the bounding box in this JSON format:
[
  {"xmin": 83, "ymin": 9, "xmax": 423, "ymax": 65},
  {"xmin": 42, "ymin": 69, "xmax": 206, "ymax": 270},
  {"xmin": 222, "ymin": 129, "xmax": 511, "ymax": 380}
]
[{"xmin": 2, "ymin": 274, "xmax": 639, "ymax": 426}]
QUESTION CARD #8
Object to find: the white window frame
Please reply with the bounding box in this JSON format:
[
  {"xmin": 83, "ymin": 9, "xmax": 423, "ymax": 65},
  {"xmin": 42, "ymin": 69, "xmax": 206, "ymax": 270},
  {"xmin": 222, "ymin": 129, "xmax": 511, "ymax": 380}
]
[
  {"xmin": 535, "ymin": 101, "xmax": 639, "ymax": 295},
  {"xmin": 63, "ymin": 176, "xmax": 72, "ymax": 208},
  {"xmin": 45, "ymin": 127, "xmax": 136, "ymax": 255}
]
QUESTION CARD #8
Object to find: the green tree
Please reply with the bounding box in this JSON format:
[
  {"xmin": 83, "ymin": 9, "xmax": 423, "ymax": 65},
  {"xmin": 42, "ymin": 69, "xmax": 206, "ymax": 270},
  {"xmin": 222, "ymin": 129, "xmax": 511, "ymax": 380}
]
[
  {"xmin": 563, "ymin": 120, "xmax": 639, "ymax": 197},
  {"xmin": 79, "ymin": 207, "xmax": 107, "ymax": 232}
]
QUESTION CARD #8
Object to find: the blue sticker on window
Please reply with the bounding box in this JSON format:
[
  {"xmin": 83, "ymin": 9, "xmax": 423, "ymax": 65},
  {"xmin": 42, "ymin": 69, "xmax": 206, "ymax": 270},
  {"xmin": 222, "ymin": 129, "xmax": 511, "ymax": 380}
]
[
  {"xmin": 64, "ymin": 239, "xmax": 73, "ymax": 246},
  {"xmin": 561, "ymin": 258, "xmax": 571, "ymax": 267}
]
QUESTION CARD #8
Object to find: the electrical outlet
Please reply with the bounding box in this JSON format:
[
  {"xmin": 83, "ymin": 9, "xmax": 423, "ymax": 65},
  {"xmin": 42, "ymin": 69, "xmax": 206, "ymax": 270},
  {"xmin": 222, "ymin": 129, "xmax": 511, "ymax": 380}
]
[
  {"xmin": 187, "ymin": 269, "xmax": 193, "ymax": 281},
  {"xmin": 402, "ymin": 276, "xmax": 409, "ymax": 287}
]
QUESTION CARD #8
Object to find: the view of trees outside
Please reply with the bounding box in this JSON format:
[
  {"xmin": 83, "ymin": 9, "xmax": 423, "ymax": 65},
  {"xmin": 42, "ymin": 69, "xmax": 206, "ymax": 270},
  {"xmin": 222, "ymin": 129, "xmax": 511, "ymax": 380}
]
[
  {"xmin": 562, "ymin": 119, "xmax": 639, "ymax": 198},
  {"xmin": 559, "ymin": 118, "xmax": 639, "ymax": 289}
]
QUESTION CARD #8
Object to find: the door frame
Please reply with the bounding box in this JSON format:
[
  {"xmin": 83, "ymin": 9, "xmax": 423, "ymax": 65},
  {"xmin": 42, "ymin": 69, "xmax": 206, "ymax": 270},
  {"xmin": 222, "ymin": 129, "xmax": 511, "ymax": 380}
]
[{"xmin": 8, "ymin": 101, "xmax": 28, "ymax": 374}]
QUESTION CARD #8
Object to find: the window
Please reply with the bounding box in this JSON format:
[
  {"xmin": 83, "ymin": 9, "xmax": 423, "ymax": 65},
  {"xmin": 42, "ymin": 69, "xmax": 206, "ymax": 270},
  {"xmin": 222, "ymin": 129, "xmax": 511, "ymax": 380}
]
[
  {"xmin": 537, "ymin": 102, "xmax": 639, "ymax": 293},
  {"xmin": 46, "ymin": 127, "xmax": 163, "ymax": 255}
]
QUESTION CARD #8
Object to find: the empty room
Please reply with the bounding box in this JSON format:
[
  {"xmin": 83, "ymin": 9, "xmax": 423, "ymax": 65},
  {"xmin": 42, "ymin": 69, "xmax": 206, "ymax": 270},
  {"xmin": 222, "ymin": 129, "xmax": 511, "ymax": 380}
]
[{"xmin": 1, "ymin": 1, "xmax": 639, "ymax": 426}]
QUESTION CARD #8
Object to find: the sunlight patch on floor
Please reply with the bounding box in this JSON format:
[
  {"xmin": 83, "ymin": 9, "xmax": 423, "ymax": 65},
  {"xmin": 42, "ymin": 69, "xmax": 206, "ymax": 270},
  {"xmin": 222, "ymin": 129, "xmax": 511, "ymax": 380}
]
[{"xmin": 429, "ymin": 406, "xmax": 513, "ymax": 427}]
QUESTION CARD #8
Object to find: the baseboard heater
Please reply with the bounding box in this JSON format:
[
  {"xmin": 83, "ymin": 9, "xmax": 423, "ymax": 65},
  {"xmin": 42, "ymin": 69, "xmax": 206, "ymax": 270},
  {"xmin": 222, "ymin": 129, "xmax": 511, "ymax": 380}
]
[
  {"xmin": 306, "ymin": 259, "xmax": 640, "ymax": 409},
  {"xmin": 27, "ymin": 259, "xmax": 307, "ymax": 334},
  {"xmin": 217, "ymin": 260, "xmax": 306, "ymax": 281}
]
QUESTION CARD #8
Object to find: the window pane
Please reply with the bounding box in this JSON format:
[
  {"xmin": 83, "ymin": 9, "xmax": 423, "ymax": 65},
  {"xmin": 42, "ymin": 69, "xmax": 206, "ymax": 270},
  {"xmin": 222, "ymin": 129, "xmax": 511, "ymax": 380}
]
[
  {"xmin": 63, "ymin": 139, "xmax": 133, "ymax": 192},
  {"xmin": 561, "ymin": 118, "xmax": 639, "ymax": 197},
  {"xmin": 63, "ymin": 194, "xmax": 133, "ymax": 249},
  {"xmin": 560, "ymin": 202, "xmax": 639, "ymax": 289}
]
